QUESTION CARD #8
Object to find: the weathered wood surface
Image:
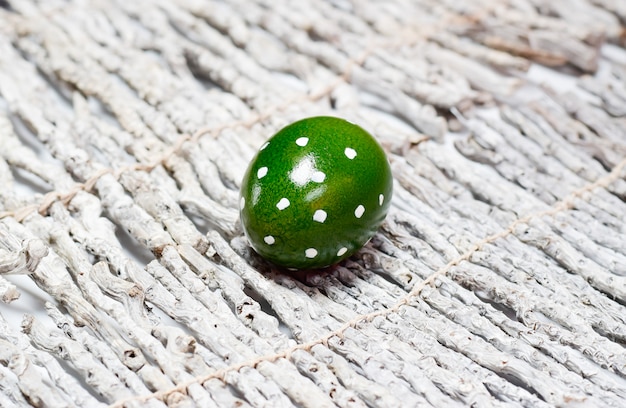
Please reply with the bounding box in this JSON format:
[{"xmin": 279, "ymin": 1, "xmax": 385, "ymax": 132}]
[{"xmin": 0, "ymin": 0, "xmax": 625, "ymax": 406}]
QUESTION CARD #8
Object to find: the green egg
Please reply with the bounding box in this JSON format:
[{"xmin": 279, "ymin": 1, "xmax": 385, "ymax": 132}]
[{"xmin": 239, "ymin": 116, "xmax": 393, "ymax": 269}]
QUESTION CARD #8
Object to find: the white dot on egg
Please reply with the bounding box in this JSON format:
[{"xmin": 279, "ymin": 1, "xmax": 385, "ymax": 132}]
[
  {"xmin": 264, "ymin": 235, "xmax": 275, "ymax": 245},
  {"xmin": 240, "ymin": 197, "xmax": 245, "ymax": 210},
  {"xmin": 305, "ymin": 248, "xmax": 318, "ymax": 258},
  {"xmin": 276, "ymin": 198, "xmax": 290, "ymax": 210},
  {"xmin": 337, "ymin": 247, "xmax": 348, "ymax": 257},
  {"xmin": 257, "ymin": 167, "xmax": 268, "ymax": 179},
  {"xmin": 344, "ymin": 147, "xmax": 357, "ymax": 160},
  {"xmin": 296, "ymin": 137, "xmax": 309, "ymax": 147},
  {"xmin": 354, "ymin": 205, "xmax": 365, "ymax": 218},
  {"xmin": 379, "ymin": 194, "xmax": 384, "ymax": 206},
  {"xmin": 313, "ymin": 209, "xmax": 327, "ymax": 223},
  {"xmin": 311, "ymin": 171, "xmax": 326, "ymax": 183},
  {"xmin": 260, "ymin": 141, "xmax": 270, "ymax": 150}
]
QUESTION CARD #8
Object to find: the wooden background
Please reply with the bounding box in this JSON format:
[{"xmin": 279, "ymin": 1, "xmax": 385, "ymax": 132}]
[{"xmin": 1, "ymin": 0, "xmax": 625, "ymax": 407}]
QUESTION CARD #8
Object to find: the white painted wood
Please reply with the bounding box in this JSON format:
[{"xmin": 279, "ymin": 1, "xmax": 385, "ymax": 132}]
[{"xmin": 0, "ymin": 0, "xmax": 625, "ymax": 406}]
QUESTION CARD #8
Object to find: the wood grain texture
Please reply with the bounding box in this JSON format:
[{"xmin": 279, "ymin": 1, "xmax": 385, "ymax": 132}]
[{"xmin": 0, "ymin": 0, "xmax": 625, "ymax": 406}]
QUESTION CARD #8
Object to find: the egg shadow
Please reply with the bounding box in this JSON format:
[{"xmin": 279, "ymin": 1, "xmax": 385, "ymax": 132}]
[
  {"xmin": 230, "ymin": 235, "xmax": 359, "ymax": 290},
  {"xmin": 266, "ymin": 257, "xmax": 361, "ymax": 291}
]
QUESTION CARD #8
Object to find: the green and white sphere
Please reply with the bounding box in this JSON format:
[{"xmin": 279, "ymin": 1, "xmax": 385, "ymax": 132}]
[{"xmin": 239, "ymin": 116, "xmax": 393, "ymax": 269}]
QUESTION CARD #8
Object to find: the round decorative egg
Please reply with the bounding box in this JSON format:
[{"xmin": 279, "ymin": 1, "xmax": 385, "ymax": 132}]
[{"xmin": 239, "ymin": 116, "xmax": 393, "ymax": 269}]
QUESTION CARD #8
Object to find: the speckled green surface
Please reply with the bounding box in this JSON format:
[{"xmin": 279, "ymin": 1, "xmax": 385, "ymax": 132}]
[{"xmin": 240, "ymin": 116, "xmax": 393, "ymax": 269}]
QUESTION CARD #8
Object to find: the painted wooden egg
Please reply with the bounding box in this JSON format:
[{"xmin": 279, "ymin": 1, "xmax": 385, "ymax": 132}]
[{"xmin": 239, "ymin": 116, "xmax": 393, "ymax": 269}]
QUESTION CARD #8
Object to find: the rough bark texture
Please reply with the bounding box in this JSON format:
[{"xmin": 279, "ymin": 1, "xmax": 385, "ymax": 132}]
[{"xmin": 0, "ymin": 0, "xmax": 625, "ymax": 407}]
